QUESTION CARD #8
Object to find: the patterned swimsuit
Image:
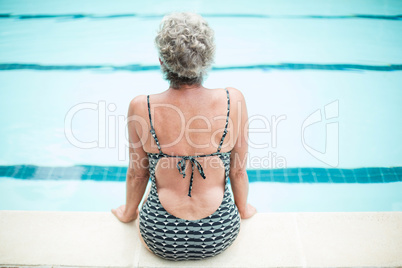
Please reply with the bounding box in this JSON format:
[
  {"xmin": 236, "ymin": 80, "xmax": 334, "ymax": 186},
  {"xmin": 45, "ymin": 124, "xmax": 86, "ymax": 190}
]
[{"xmin": 139, "ymin": 88, "xmax": 241, "ymax": 261}]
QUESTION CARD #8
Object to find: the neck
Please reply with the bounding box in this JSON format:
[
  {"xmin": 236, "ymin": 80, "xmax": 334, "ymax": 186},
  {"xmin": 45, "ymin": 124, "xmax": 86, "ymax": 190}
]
[{"xmin": 170, "ymin": 83, "xmax": 203, "ymax": 91}]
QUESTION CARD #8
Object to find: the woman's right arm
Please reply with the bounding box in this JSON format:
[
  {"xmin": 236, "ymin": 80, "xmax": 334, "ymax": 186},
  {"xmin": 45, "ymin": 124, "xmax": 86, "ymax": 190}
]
[{"xmin": 228, "ymin": 88, "xmax": 257, "ymax": 219}]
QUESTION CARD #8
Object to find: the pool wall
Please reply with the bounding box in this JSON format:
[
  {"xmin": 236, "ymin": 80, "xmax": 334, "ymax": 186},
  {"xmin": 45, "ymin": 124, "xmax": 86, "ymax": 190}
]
[{"xmin": 0, "ymin": 210, "xmax": 401, "ymax": 267}]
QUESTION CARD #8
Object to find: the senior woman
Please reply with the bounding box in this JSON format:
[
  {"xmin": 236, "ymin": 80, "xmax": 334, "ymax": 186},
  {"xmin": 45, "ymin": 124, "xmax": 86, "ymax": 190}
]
[{"xmin": 112, "ymin": 12, "xmax": 256, "ymax": 261}]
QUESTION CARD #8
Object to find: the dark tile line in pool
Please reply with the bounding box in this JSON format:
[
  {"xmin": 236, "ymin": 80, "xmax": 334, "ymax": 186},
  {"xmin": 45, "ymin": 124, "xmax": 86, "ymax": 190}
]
[
  {"xmin": 0, "ymin": 13, "xmax": 401, "ymax": 21},
  {"xmin": 1, "ymin": 63, "xmax": 402, "ymax": 72},
  {"xmin": 0, "ymin": 165, "xmax": 401, "ymax": 183}
]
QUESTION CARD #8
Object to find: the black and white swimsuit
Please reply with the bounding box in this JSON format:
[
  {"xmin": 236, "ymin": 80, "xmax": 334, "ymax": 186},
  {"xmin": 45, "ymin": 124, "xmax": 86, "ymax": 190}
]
[{"xmin": 139, "ymin": 88, "xmax": 241, "ymax": 261}]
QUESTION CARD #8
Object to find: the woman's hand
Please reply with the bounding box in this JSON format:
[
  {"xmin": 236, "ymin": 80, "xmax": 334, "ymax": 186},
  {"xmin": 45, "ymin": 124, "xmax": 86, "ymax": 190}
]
[
  {"xmin": 111, "ymin": 204, "xmax": 139, "ymax": 223},
  {"xmin": 240, "ymin": 203, "xmax": 257, "ymax": 219}
]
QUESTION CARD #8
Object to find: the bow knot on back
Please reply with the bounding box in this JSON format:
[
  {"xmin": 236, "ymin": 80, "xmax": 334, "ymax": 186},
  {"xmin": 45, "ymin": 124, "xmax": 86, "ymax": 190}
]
[{"xmin": 176, "ymin": 156, "xmax": 207, "ymax": 197}]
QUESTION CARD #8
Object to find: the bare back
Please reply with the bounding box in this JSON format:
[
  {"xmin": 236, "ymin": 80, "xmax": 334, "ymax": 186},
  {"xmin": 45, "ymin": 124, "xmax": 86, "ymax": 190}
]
[{"xmin": 135, "ymin": 87, "xmax": 243, "ymax": 220}]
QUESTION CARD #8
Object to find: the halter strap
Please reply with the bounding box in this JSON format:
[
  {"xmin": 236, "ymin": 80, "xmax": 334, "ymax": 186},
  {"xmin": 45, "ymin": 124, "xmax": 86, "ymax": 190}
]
[
  {"xmin": 147, "ymin": 95, "xmax": 163, "ymax": 154},
  {"xmin": 217, "ymin": 88, "xmax": 230, "ymax": 152}
]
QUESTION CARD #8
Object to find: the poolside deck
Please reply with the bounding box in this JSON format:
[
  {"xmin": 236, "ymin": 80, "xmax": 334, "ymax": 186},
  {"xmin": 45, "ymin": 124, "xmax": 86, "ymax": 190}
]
[{"xmin": 0, "ymin": 211, "xmax": 401, "ymax": 267}]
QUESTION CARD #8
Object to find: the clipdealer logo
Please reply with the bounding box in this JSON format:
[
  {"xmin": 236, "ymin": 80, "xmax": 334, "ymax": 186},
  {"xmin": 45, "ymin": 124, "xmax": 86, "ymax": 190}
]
[{"xmin": 64, "ymin": 99, "xmax": 339, "ymax": 168}]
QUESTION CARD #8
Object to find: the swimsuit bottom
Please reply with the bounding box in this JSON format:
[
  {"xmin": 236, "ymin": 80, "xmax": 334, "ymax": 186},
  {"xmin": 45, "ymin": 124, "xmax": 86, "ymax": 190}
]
[{"xmin": 139, "ymin": 179, "xmax": 241, "ymax": 261}]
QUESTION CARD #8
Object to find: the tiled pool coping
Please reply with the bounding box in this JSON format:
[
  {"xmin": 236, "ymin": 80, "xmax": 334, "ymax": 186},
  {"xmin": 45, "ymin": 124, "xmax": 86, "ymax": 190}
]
[
  {"xmin": 1, "ymin": 165, "xmax": 401, "ymax": 183},
  {"xmin": 0, "ymin": 211, "xmax": 401, "ymax": 267}
]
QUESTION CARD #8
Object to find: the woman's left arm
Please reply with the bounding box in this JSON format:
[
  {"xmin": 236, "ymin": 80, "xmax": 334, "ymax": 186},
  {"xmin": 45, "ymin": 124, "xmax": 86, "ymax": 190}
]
[{"xmin": 112, "ymin": 96, "xmax": 150, "ymax": 223}]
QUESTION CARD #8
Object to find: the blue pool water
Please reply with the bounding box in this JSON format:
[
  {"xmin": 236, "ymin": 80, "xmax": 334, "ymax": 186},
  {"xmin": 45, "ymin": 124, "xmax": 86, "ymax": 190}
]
[
  {"xmin": 0, "ymin": 0, "xmax": 401, "ymax": 212},
  {"xmin": 1, "ymin": 166, "xmax": 401, "ymax": 212}
]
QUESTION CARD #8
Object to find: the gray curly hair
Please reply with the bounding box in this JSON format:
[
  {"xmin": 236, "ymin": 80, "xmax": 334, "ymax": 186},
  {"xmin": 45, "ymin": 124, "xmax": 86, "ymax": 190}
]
[{"xmin": 155, "ymin": 12, "xmax": 216, "ymax": 88}]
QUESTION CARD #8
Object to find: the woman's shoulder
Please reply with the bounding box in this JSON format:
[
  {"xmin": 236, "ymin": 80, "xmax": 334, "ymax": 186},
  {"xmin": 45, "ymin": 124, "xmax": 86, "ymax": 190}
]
[
  {"xmin": 128, "ymin": 88, "xmax": 245, "ymax": 109},
  {"xmin": 128, "ymin": 92, "xmax": 167, "ymax": 117},
  {"xmin": 224, "ymin": 87, "xmax": 246, "ymax": 103},
  {"xmin": 128, "ymin": 94, "xmax": 148, "ymax": 116}
]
